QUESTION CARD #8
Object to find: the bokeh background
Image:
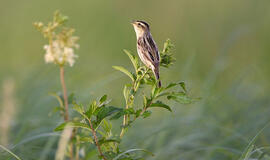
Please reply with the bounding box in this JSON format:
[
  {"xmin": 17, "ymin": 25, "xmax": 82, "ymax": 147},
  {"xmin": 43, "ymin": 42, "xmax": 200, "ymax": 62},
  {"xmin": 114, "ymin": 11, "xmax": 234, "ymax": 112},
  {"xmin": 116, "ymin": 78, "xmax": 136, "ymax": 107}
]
[{"xmin": 1, "ymin": 0, "xmax": 270, "ymax": 159}]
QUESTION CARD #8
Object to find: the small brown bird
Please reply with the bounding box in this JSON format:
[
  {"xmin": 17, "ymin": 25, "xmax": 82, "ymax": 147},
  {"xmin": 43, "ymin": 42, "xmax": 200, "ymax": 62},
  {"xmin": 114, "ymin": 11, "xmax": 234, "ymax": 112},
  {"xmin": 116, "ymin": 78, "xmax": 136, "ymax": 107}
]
[{"xmin": 131, "ymin": 20, "xmax": 161, "ymax": 87}]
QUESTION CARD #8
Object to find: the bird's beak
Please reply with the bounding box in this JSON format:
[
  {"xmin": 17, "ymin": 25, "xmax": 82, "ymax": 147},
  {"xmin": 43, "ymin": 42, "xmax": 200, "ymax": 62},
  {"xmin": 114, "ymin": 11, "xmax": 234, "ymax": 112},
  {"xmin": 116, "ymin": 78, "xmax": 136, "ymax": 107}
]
[{"xmin": 130, "ymin": 20, "xmax": 136, "ymax": 25}]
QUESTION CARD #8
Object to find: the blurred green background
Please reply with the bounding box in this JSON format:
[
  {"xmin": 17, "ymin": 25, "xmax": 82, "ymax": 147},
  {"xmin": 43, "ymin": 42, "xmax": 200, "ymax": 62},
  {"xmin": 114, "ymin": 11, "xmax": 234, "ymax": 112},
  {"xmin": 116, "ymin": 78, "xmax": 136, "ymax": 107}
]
[{"xmin": 1, "ymin": 0, "xmax": 270, "ymax": 159}]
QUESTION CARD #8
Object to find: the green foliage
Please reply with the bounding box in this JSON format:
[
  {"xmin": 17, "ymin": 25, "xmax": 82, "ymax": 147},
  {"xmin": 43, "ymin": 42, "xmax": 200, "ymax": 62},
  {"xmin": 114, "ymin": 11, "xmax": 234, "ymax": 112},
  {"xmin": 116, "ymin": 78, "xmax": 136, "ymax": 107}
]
[
  {"xmin": 105, "ymin": 39, "xmax": 197, "ymax": 158},
  {"xmin": 54, "ymin": 121, "xmax": 91, "ymax": 132},
  {"xmin": 123, "ymin": 49, "xmax": 139, "ymax": 72},
  {"xmin": 160, "ymin": 39, "xmax": 175, "ymax": 68},
  {"xmin": 239, "ymin": 123, "xmax": 270, "ymax": 160},
  {"xmin": 96, "ymin": 106, "xmax": 122, "ymax": 125},
  {"xmin": 112, "ymin": 66, "xmax": 135, "ymax": 82},
  {"xmin": 149, "ymin": 101, "xmax": 172, "ymax": 112},
  {"xmin": 35, "ymin": 10, "xmax": 197, "ymax": 160},
  {"xmin": 50, "ymin": 39, "xmax": 197, "ymax": 159}
]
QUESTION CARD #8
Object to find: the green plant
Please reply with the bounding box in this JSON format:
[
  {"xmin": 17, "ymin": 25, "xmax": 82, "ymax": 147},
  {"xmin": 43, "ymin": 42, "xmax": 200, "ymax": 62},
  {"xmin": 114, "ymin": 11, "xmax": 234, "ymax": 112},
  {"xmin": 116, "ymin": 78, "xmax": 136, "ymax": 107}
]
[
  {"xmin": 34, "ymin": 10, "xmax": 79, "ymax": 160},
  {"xmin": 34, "ymin": 11, "xmax": 197, "ymax": 160}
]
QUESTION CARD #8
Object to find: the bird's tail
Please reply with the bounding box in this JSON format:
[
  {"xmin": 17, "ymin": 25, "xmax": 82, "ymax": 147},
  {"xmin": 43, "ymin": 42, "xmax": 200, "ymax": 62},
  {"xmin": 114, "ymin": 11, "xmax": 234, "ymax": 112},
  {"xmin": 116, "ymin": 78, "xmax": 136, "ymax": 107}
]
[{"xmin": 152, "ymin": 66, "xmax": 161, "ymax": 88}]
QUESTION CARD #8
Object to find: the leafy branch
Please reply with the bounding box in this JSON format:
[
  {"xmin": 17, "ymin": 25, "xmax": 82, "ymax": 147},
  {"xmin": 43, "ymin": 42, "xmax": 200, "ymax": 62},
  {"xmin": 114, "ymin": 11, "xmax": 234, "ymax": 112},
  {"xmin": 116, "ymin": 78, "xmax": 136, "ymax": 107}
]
[
  {"xmin": 113, "ymin": 39, "xmax": 196, "ymax": 139},
  {"xmin": 53, "ymin": 39, "xmax": 197, "ymax": 160},
  {"xmin": 54, "ymin": 95, "xmax": 122, "ymax": 159}
]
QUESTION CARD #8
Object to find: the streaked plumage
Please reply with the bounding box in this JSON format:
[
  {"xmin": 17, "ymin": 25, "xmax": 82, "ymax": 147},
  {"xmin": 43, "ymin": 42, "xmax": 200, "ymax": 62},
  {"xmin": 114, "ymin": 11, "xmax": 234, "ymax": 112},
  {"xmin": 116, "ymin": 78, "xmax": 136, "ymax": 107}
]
[{"xmin": 131, "ymin": 20, "xmax": 161, "ymax": 87}]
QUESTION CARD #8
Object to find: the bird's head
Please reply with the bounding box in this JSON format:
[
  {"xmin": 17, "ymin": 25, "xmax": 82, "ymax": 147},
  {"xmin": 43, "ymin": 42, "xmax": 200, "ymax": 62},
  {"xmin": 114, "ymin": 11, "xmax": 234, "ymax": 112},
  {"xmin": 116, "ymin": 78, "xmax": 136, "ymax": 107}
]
[{"xmin": 131, "ymin": 20, "xmax": 150, "ymax": 38}]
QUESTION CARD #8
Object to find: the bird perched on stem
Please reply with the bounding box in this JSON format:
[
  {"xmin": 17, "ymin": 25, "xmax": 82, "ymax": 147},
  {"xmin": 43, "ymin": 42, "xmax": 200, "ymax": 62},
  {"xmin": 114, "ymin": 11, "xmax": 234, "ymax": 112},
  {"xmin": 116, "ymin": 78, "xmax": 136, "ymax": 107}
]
[{"xmin": 131, "ymin": 20, "xmax": 161, "ymax": 87}]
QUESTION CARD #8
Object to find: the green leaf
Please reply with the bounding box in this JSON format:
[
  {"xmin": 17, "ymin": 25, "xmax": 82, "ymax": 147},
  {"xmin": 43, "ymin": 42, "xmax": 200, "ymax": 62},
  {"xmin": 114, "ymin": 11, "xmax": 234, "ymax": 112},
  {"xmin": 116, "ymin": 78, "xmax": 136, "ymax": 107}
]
[
  {"xmin": 155, "ymin": 92, "xmax": 171, "ymax": 99},
  {"xmin": 160, "ymin": 39, "xmax": 175, "ymax": 68},
  {"xmin": 162, "ymin": 39, "xmax": 174, "ymax": 53},
  {"xmin": 123, "ymin": 84, "xmax": 130, "ymax": 104},
  {"xmin": 165, "ymin": 82, "xmax": 178, "ymax": 90},
  {"xmin": 110, "ymin": 110, "xmax": 124, "ymax": 120},
  {"xmin": 49, "ymin": 92, "xmax": 64, "ymax": 107},
  {"xmin": 54, "ymin": 121, "xmax": 91, "ymax": 132},
  {"xmin": 110, "ymin": 108, "xmax": 137, "ymax": 120},
  {"xmin": 73, "ymin": 103, "xmax": 84, "ymax": 115},
  {"xmin": 73, "ymin": 103, "xmax": 89, "ymax": 119},
  {"xmin": 151, "ymin": 86, "xmax": 156, "ymax": 98},
  {"xmin": 85, "ymin": 101, "xmax": 98, "ymax": 118},
  {"xmin": 151, "ymin": 86, "xmax": 163, "ymax": 99},
  {"xmin": 99, "ymin": 138, "xmax": 120, "ymax": 145},
  {"xmin": 96, "ymin": 106, "xmax": 122, "ymax": 124},
  {"xmin": 149, "ymin": 101, "xmax": 172, "ymax": 112},
  {"xmin": 135, "ymin": 109, "xmax": 142, "ymax": 118},
  {"xmin": 179, "ymin": 81, "xmax": 187, "ymax": 92},
  {"xmin": 143, "ymin": 95, "xmax": 147, "ymax": 107},
  {"xmin": 68, "ymin": 93, "xmax": 75, "ymax": 104},
  {"xmin": 143, "ymin": 96, "xmax": 151, "ymax": 108},
  {"xmin": 124, "ymin": 50, "xmax": 139, "ymax": 71},
  {"xmin": 142, "ymin": 111, "xmax": 152, "ymax": 118},
  {"xmin": 124, "ymin": 108, "xmax": 135, "ymax": 114},
  {"xmin": 113, "ymin": 66, "xmax": 134, "ymax": 82},
  {"xmin": 79, "ymin": 137, "xmax": 94, "ymax": 144},
  {"xmin": 144, "ymin": 75, "xmax": 156, "ymax": 85},
  {"xmin": 99, "ymin": 95, "xmax": 108, "ymax": 106},
  {"xmin": 165, "ymin": 82, "xmax": 186, "ymax": 92},
  {"xmin": 102, "ymin": 119, "xmax": 112, "ymax": 134},
  {"xmin": 167, "ymin": 92, "xmax": 194, "ymax": 104}
]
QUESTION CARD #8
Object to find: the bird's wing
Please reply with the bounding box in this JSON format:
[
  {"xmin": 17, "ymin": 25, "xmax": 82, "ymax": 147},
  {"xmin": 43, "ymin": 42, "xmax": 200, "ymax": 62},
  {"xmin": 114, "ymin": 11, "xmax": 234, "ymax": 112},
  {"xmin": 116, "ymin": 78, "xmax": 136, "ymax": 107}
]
[
  {"xmin": 137, "ymin": 38, "xmax": 154, "ymax": 64},
  {"xmin": 137, "ymin": 35, "xmax": 160, "ymax": 68},
  {"xmin": 146, "ymin": 35, "xmax": 160, "ymax": 64}
]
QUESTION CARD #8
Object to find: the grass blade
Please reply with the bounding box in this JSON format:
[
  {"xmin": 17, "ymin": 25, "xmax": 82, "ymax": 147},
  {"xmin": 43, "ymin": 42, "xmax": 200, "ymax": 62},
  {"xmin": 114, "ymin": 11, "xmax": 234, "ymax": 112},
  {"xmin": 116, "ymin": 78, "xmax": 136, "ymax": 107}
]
[
  {"xmin": 0, "ymin": 145, "xmax": 22, "ymax": 160},
  {"xmin": 239, "ymin": 122, "xmax": 270, "ymax": 160}
]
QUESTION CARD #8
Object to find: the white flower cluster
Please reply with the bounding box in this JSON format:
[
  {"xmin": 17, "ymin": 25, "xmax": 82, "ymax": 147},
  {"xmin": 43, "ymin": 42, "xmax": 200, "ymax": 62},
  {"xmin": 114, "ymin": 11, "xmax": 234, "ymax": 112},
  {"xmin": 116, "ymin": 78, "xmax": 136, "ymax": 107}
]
[{"xmin": 44, "ymin": 39, "xmax": 78, "ymax": 67}]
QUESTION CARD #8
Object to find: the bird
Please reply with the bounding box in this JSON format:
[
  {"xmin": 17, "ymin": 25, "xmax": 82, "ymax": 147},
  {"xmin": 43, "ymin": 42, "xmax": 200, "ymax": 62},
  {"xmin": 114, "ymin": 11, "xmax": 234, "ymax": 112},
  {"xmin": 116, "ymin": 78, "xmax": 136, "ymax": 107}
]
[{"xmin": 131, "ymin": 20, "xmax": 161, "ymax": 87}]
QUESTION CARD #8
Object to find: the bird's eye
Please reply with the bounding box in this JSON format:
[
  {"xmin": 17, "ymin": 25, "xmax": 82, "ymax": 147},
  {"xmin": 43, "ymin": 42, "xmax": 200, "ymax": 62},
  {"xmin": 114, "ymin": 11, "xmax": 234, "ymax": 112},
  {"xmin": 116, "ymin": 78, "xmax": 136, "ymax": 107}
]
[{"xmin": 138, "ymin": 23, "xmax": 141, "ymax": 26}]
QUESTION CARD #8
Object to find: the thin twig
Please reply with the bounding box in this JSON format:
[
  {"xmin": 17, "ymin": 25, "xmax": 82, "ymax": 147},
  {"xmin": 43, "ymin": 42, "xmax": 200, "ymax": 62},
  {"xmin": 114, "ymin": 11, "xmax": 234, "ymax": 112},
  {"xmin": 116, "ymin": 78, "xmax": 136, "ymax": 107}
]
[{"xmin": 88, "ymin": 118, "xmax": 107, "ymax": 160}]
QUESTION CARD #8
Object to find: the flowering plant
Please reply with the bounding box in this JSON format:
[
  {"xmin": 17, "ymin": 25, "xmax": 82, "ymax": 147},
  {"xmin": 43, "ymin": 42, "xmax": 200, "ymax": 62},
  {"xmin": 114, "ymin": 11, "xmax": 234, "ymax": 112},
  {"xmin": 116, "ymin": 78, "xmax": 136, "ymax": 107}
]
[{"xmin": 34, "ymin": 11, "xmax": 79, "ymax": 67}]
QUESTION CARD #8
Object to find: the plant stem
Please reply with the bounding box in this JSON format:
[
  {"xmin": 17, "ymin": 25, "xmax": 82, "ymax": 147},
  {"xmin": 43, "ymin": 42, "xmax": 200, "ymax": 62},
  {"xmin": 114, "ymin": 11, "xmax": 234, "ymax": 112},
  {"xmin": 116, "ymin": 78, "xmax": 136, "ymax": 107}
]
[
  {"xmin": 60, "ymin": 66, "xmax": 69, "ymax": 121},
  {"xmin": 75, "ymin": 145, "xmax": 79, "ymax": 160},
  {"xmin": 120, "ymin": 104, "xmax": 129, "ymax": 138},
  {"xmin": 70, "ymin": 144, "xmax": 74, "ymax": 160},
  {"xmin": 87, "ymin": 118, "xmax": 107, "ymax": 160},
  {"xmin": 60, "ymin": 66, "xmax": 73, "ymax": 160},
  {"xmin": 120, "ymin": 68, "xmax": 150, "ymax": 138}
]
